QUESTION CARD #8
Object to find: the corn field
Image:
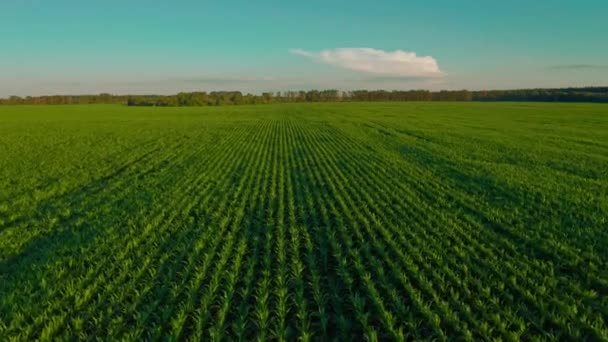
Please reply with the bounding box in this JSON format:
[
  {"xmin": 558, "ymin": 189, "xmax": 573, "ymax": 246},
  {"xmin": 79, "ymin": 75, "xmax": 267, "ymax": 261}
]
[{"xmin": 0, "ymin": 102, "xmax": 607, "ymax": 341}]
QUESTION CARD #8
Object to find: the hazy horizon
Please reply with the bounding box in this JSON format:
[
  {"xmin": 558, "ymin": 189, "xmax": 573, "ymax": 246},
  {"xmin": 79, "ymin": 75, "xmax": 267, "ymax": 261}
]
[{"xmin": 4, "ymin": 85, "xmax": 608, "ymax": 99}]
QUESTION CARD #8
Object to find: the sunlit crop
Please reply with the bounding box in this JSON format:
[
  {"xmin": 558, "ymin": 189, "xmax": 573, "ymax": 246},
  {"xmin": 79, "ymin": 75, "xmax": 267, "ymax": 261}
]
[{"xmin": 0, "ymin": 102, "xmax": 607, "ymax": 340}]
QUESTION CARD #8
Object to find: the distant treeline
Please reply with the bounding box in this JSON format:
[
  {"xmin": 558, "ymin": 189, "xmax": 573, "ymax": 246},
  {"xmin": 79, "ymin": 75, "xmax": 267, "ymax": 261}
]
[
  {"xmin": 473, "ymin": 87, "xmax": 608, "ymax": 102},
  {"xmin": 1, "ymin": 87, "xmax": 607, "ymax": 106}
]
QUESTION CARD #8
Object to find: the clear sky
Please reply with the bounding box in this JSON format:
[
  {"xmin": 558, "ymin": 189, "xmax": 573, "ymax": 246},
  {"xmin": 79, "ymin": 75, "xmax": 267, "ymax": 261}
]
[{"xmin": 1, "ymin": 0, "xmax": 607, "ymax": 96}]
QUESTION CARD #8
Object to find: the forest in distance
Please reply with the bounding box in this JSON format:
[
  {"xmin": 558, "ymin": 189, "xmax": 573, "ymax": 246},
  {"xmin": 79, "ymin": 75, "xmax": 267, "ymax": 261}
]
[{"xmin": 1, "ymin": 87, "xmax": 608, "ymax": 106}]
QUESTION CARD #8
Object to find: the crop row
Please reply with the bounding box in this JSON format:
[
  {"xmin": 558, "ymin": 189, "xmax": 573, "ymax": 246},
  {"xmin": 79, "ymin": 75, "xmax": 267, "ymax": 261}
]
[{"xmin": 1, "ymin": 103, "xmax": 606, "ymax": 340}]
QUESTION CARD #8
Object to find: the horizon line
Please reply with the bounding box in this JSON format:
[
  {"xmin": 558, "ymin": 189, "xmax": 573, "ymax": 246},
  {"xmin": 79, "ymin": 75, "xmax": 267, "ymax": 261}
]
[{"xmin": 2, "ymin": 85, "xmax": 607, "ymax": 99}]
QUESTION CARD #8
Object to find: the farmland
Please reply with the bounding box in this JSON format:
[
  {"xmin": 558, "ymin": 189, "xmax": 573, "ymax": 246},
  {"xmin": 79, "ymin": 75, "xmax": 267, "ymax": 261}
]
[{"xmin": 0, "ymin": 102, "xmax": 607, "ymax": 340}]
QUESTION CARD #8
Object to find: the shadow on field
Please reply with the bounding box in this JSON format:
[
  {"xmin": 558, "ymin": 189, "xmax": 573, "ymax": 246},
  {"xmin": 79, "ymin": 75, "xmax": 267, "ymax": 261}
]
[
  {"xmin": 396, "ymin": 141, "xmax": 607, "ymax": 289},
  {"xmin": 0, "ymin": 147, "xmax": 172, "ymax": 310},
  {"xmin": 0, "ymin": 146, "xmax": 163, "ymax": 234}
]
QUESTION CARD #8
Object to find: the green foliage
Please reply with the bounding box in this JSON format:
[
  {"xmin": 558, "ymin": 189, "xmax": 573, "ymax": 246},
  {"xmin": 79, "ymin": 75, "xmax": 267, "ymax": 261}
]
[
  {"xmin": 0, "ymin": 102, "xmax": 607, "ymax": 340},
  {"xmin": 2, "ymin": 87, "xmax": 607, "ymax": 106}
]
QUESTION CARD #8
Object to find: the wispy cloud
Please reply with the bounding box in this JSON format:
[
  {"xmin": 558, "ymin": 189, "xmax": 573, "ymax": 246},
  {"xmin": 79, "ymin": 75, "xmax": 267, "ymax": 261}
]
[
  {"xmin": 550, "ymin": 64, "xmax": 608, "ymax": 70},
  {"xmin": 290, "ymin": 48, "xmax": 443, "ymax": 78},
  {"xmin": 175, "ymin": 75, "xmax": 279, "ymax": 84},
  {"xmin": 289, "ymin": 49, "xmax": 315, "ymax": 58}
]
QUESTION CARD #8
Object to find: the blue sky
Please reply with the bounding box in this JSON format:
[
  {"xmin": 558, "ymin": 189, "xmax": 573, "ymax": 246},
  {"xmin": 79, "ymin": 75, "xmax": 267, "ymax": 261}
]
[{"xmin": 1, "ymin": 0, "xmax": 607, "ymax": 96}]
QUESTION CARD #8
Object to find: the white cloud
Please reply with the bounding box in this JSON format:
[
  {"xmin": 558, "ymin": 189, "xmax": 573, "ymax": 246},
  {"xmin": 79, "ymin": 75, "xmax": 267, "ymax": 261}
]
[
  {"xmin": 289, "ymin": 48, "xmax": 443, "ymax": 78},
  {"xmin": 289, "ymin": 48, "xmax": 315, "ymax": 58}
]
